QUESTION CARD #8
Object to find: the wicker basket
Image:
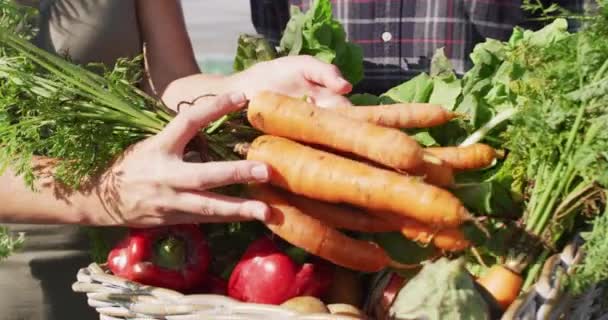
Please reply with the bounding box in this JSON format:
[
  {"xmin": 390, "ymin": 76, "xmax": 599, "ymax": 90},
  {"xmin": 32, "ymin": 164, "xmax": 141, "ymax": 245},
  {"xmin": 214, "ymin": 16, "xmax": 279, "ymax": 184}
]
[
  {"xmin": 73, "ymin": 234, "xmax": 606, "ymax": 320},
  {"xmin": 72, "ymin": 263, "xmax": 365, "ymax": 320}
]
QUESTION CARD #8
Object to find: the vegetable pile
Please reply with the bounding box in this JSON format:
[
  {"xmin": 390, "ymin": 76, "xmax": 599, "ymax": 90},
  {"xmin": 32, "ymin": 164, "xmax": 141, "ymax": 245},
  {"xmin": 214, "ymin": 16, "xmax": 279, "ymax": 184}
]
[{"xmin": 3, "ymin": 0, "xmax": 608, "ymax": 319}]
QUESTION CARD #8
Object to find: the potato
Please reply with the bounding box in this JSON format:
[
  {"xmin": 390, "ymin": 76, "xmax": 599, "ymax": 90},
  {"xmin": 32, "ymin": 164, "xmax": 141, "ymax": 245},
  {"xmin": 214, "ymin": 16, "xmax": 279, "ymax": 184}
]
[
  {"xmin": 328, "ymin": 303, "xmax": 364, "ymax": 318},
  {"xmin": 324, "ymin": 267, "xmax": 363, "ymax": 307},
  {"xmin": 281, "ymin": 296, "xmax": 329, "ymax": 314}
]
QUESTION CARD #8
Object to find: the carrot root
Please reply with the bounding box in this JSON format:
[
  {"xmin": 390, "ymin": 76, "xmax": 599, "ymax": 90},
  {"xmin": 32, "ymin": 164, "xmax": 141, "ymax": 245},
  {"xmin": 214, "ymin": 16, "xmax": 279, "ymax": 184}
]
[
  {"xmin": 407, "ymin": 162, "xmax": 455, "ymax": 187},
  {"xmin": 246, "ymin": 135, "xmax": 470, "ymax": 228},
  {"xmin": 282, "ymin": 193, "xmax": 400, "ymax": 233},
  {"xmin": 400, "ymin": 219, "xmax": 470, "ymax": 252},
  {"xmin": 248, "ymin": 91, "xmax": 425, "ymax": 170},
  {"xmin": 248, "ymin": 185, "xmax": 391, "ymax": 272},
  {"xmin": 331, "ymin": 103, "xmax": 456, "ymax": 129},
  {"xmin": 426, "ymin": 143, "xmax": 498, "ymax": 170},
  {"xmin": 476, "ymin": 264, "xmax": 523, "ymax": 310}
]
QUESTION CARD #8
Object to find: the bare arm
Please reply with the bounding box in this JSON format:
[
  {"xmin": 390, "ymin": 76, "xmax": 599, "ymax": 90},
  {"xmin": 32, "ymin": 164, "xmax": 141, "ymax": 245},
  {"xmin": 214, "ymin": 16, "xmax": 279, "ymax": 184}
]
[
  {"xmin": 136, "ymin": 0, "xmax": 201, "ymax": 97},
  {"xmin": 136, "ymin": 1, "xmax": 352, "ymax": 110},
  {"xmin": 0, "ymin": 94, "xmax": 270, "ymax": 227},
  {"xmin": 0, "ymin": 160, "xmax": 101, "ymax": 225}
]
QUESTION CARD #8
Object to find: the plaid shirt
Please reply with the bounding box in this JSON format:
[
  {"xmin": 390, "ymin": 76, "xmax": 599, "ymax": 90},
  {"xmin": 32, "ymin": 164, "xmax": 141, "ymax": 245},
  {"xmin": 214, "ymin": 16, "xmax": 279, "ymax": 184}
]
[{"xmin": 251, "ymin": 0, "xmax": 587, "ymax": 94}]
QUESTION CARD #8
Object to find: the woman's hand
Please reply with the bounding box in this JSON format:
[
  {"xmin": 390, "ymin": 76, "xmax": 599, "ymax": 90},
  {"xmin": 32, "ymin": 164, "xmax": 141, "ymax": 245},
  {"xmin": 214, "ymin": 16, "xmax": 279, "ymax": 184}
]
[
  {"xmin": 232, "ymin": 55, "xmax": 354, "ymax": 107},
  {"xmin": 161, "ymin": 56, "xmax": 354, "ymax": 111},
  {"xmin": 92, "ymin": 93, "xmax": 271, "ymax": 227}
]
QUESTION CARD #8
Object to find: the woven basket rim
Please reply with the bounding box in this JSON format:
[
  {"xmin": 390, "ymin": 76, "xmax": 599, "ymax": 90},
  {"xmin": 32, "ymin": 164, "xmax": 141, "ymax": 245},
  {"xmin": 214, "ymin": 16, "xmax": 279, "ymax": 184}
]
[{"xmin": 72, "ymin": 263, "xmax": 366, "ymax": 320}]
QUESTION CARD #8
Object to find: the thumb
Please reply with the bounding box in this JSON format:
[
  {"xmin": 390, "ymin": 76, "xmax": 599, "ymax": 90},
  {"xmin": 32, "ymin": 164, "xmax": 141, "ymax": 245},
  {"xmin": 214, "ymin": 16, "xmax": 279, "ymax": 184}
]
[
  {"xmin": 156, "ymin": 92, "xmax": 247, "ymax": 154},
  {"xmin": 302, "ymin": 58, "xmax": 353, "ymax": 95},
  {"xmin": 310, "ymin": 88, "xmax": 354, "ymax": 108}
]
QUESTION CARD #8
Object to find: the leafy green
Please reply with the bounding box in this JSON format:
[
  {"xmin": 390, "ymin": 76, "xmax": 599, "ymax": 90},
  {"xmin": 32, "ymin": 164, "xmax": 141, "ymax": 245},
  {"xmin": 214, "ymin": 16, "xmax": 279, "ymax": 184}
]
[
  {"xmin": 0, "ymin": 226, "xmax": 23, "ymax": 261},
  {"xmin": 372, "ymin": 232, "xmax": 436, "ymax": 265},
  {"xmin": 233, "ymin": 34, "xmax": 277, "ymax": 72},
  {"xmin": 471, "ymin": 12, "xmax": 608, "ymax": 290},
  {"xmin": 0, "ymin": 8, "xmax": 241, "ymax": 189},
  {"xmin": 389, "ymin": 258, "xmax": 489, "ymax": 320},
  {"xmin": 348, "ymin": 93, "xmax": 381, "ymax": 106},
  {"xmin": 0, "ymin": 0, "xmax": 37, "ymax": 39},
  {"xmin": 381, "ymin": 73, "xmax": 434, "ymax": 104},
  {"xmin": 279, "ymin": 0, "xmax": 363, "ymax": 85},
  {"xmin": 428, "ymin": 48, "xmax": 462, "ymax": 110},
  {"xmin": 570, "ymin": 199, "xmax": 608, "ymax": 294}
]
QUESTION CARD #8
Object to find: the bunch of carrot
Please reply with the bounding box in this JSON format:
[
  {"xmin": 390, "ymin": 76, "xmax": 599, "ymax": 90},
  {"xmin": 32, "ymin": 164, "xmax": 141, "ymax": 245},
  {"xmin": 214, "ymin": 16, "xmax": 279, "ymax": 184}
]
[{"xmin": 239, "ymin": 91, "xmax": 499, "ymax": 272}]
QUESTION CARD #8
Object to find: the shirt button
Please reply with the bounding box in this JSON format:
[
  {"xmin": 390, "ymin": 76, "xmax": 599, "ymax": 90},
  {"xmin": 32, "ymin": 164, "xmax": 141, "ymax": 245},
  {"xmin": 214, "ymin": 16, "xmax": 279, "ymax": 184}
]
[{"xmin": 381, "ymin": 31, "xmax": 392, "ymax": 42}]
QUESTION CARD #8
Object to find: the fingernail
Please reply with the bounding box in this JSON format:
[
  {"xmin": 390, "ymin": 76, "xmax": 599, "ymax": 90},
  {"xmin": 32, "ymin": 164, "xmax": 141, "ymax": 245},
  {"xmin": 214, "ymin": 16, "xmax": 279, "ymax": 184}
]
[
  {"xmin": 229, "ymin": 92, "xmax": 247, "ymax": 105},
  {"xmin": 251, "ymin": 202, "xmax": 270, "ymax": 221},
  {"xmin": 338, "ymin": 78, "xmax": 351, "ymax": 86},
  {"xmin": 251, "ymin": 165, "xmax": 269, "ymax": 181}
]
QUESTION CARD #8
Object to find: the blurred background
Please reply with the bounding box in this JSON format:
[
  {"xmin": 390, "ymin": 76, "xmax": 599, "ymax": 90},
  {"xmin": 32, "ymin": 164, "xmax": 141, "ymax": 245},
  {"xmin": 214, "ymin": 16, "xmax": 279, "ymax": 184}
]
[{"xmin": 182, "ymin": 0, "xmax": 256, "ymax": 75}]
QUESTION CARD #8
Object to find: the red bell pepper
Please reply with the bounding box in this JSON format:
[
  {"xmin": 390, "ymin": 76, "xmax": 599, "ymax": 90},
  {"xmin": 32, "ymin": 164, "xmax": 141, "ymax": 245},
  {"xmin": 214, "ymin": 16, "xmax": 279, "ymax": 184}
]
[
  {"xmin": 107, "ymin": 224, "xmax": 210, "ymax": 292},
  {"xmin": 228, "ymin": 236, "xmax": 333, "ymax": 304}
]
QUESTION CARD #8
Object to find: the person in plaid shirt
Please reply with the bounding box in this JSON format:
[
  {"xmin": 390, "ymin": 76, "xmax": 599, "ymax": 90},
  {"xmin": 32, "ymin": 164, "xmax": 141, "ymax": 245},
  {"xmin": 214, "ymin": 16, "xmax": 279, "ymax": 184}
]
[{"xmin": 251, "ymin": 0, "xmax": 589, "ymax": 94}]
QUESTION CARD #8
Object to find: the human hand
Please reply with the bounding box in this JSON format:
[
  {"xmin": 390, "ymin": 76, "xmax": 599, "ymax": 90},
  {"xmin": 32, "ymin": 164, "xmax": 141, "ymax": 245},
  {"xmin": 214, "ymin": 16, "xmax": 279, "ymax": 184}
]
[
  {"xmin": 91, "ymin": 93, "xmax": 271, "ymax": 227},
  {"xmin": 231, "ymin": 55, "xmax": 354, "ymax": 108},
  {"xmin": 161, "ymin": 56, "xmax": 353, "ymax": 111}
]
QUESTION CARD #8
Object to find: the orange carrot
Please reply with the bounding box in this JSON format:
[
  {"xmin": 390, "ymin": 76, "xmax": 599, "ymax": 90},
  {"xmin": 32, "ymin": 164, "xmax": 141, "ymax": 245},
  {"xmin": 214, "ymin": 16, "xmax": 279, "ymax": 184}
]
[
  {"xmin": 400, "ymin": 219, "xmax": 470, "ymax": 252},
  {"xmin": 407, "ymin": 162, "xmax": 455, "ymax": 187},
  {"xmin": 247, "ymin": 185, "xmax": 392, "ymax": 272},
  {"xmin": 247, "ymin": 91, "xmax": 428, "ymax": 170},
  {"xmin": 282, "ymin": 193, "xmax": 400, "ymax": 233},
  {"xmin": 476, "ymin": 264, "xmax": 523, "ymax": 310},
  {"xmin": 426, "ymin": 143, "xmax": 497, "ymax": 170},
  {"xmin": 243, "ymin": 135, "xmax": 470, "ymax": 228},
  {"xmin": 331, "ymin": 103, "xmax": 455, "ymax": 129},
  {"xmin": 431, "ymin": 228, "xmax": 471, "ymax": 252}
]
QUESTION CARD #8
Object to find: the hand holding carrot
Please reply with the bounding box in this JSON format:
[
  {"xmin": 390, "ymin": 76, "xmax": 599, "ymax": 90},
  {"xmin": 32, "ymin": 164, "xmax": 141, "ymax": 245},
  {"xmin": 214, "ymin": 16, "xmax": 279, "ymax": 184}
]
[
  {"xmin": 233, "ymin": 55, "xmax": 354, "ymax": 108},
  {"xmin": 89, "ymin": 93, "xmax": 272, "ymax": 227},
  {"xmin": 162, "ymin": 55, "xmax": 353, "ymax": 111}
]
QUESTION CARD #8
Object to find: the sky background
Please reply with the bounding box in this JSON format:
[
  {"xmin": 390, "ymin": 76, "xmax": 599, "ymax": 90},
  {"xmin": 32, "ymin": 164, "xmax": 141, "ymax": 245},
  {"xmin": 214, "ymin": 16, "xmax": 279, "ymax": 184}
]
[{"xmin": 181, "ymin": 0, "xmax": 256, "ymax": 72}]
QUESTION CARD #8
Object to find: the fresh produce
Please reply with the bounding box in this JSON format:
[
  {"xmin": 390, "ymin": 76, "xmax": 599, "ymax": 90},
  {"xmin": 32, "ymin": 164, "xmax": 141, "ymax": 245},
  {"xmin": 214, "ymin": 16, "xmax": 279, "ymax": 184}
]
[
  {"xmin": 426, "ymin": 143, "xmax": 498, "ymax": 170},
  {"xmin": 476, "ymin": 264, "xmax": 524, "ymax": 310},
  {"xmin": 389, "ymin": 258, "xmax": 490, "ymax": 320},
  {"xmin": 6, "ymin": 0, "xmax": 608, "ymax": 317},
  {"xmin": 330, "ymin": 103, "xmax": 456, "ymax": 129},
  {"xmin": 459, "ymin": 6, "xmax": 608, "ymax": 310},
  {"xmin": 570, "ymin": 195, "xmax": 608, "ymax": 293},
  {"xmin": 327, "ymin": 304, "xmax": 364, "ymax": 318},
  {"xmin": 247, "ymin": 185, "xmax": 397, "ymax": 272},
  {"xmin": 281, "ymin": 193, "xmax": 399, "ymax": 233},
  {"xmin": 234, "ymin": 0, "xmax": 363, "ymax": 85},
  {"xmin": 0, "ymin": 226, "xmax": 23, "ymax": 261},
  {"xmin": 106, "ymin": 224, "xmax": 210, "ymax": 292},
  {"xmin": 227, "ymin": 236, "xmax": 333, "ymax": 304},
  {"xmin": 408, "ymin": 162, "xmax": 455, "ymax": 187},
  {"xmin": 233, "ymin": 34, "xmax": 277, "ymax": 72},
  {"xmin": 241, "ymin": 135, "xmax": 471, "ymax": 228},
  {"xmin": 278, "ymin": 0, "xmax": 363, "ymax": 85},
  {"xmin": 400, "ymin": 219, "xmax": 470, "ymax": 252},
  {"xmin": 247, "ymin": 91, "xmax": 429, "ymax": 171},
  {"xmin": 281, "ymin": 296, "xmax": 329, "ymax": 314}
]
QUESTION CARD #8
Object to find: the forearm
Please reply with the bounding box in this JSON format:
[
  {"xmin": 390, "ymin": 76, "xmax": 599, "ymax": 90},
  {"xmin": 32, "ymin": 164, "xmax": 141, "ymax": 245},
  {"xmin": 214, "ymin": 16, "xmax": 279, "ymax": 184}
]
[
  {"xmin": 0, "ymin": 159, "xmax": 103, "ymax": 225},
  {"xmin": 136, "ymin": 0, "xmax": 200, "ymax": 97}
]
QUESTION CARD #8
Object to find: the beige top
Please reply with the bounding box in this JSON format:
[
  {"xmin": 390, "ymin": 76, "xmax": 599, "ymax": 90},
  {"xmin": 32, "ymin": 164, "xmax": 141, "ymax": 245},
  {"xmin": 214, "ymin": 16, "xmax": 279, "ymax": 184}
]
[
  {"xmin": 2, "ymin": 1, "xmax": 141, "ymax": 319},
  {"xmin": 34, "ymin": 0, "xmax": 142, "ymax": 65}
]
